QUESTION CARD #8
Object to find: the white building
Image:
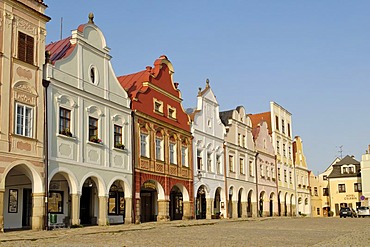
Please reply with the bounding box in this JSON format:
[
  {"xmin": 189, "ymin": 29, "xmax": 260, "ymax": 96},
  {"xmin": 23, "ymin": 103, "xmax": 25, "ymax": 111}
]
[
  {"xmin": 361, "ymin": 145, "xmax": 370, "ymax": 207},
  {"xmin": 188, "ymin": 80, "xmax": 226, "ymax": 219},
  {"xmin": 44, "ymin": 14, "xmax": 132, "ymax": 227},
  {"xmin": 220, "ymin": 106, "xmax": 257, "ymax": 218}
]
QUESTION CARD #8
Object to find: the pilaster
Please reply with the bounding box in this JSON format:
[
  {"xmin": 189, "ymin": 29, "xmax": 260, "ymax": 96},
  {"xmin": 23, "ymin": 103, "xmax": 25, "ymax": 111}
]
[
  {"xmin": 206, "ymin": 198, "xmax": 213, "ymax": 219},
  {"xmin": 32, "ymin": 193, "xmax": 45, "ymax": 230},
  {"xmin": 124, "ymin": 197, "xmax": 132, "ymax": 224},
  {"xmin": 157, "ymin": 199, "xmax": 170, "ymax": 221},
  {"xmin": 71, "ymin": 193, "xmax": 80, "ymax": 226},
  {"xmin": 98, "ymin": 196, "xmax": 108, "ymax": 226}
]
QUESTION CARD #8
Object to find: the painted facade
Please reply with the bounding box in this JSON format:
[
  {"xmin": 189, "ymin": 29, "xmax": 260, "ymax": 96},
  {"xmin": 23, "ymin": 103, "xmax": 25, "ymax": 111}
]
[
  {"xmin": 118, "ymin": 55, "xmax": 193, "ymax": 223},
  {"xmin": 360, "ymin": 146, "xmax": 370, "ymax": 207},
  {"xmin": 249, "ymin": 102, "xmax": 296, "ymax": 216},
  {"xmin": 220, "ymin": 106, "xmax": 257, "ymax": 218},
  {"xmin": 188, "ymin": 80, "xmax": 226, "ymax": 219},
  {"xmin": 44, "ymin": 14, "xmax": 132, "ymax": 227},
  {"xmin": 293, "ymin": 136, "xmax": 311, "ymax": 216},
  {"xmin": 0, "ymin": 0, "xmax": 49, "ymax": 231},
  {"xmin": 308, "ymin": 171, "xmax": 322, "ymax": 217},
  {"xmin": 327, "ymin": 155, "xmax": 362, "ymax": 216},
  {"xmin": 251, "ymin": 120, "xmax": 278, "ymax": 217}
]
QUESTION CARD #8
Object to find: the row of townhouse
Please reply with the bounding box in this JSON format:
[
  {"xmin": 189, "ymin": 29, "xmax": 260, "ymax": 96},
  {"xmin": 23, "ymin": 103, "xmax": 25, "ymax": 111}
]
[{"xmin": 0, "ymin": 1, "xmax": 312, "ymax": 231}]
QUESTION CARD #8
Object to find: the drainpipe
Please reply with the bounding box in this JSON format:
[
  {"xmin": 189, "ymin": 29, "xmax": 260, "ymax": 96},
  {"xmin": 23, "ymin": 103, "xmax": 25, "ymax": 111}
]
[
  {"xmin": 255, "ymin": 152, "xmax": 259, "ymax": 217},
  {"xmin": 42, "ymin": 52, "xmax": 51, "ymax": 230},
  {"xmin": 131, "ymin": 110, "xmax": 136, "ymax": 223}
]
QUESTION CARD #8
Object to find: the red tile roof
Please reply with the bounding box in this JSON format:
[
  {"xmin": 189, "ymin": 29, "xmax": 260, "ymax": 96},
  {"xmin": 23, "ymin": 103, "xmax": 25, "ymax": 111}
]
[
  {"xmin": 46, "ymin": 37, "xmax": 75, "ymax": 64},
  {"xmin": 117, "ymin": 70, "xmax": 150, "ymax": 100},
  {"xmin": 249, "ymin": 111, "xmax": 272, "ymax": 135}
]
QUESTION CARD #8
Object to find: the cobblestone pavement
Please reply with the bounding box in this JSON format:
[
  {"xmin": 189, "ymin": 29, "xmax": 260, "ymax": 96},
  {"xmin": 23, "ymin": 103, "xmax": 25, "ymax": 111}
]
[{"xmin": 0, "ymin": 217, "xmax": 369, "ymax": 247}]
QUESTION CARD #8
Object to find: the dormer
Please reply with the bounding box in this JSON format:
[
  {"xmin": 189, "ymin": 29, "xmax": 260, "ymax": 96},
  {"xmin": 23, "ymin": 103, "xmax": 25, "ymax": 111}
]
[{"xmin": 341, "ymin": 164, "xmax": 356, "ymax": 174}]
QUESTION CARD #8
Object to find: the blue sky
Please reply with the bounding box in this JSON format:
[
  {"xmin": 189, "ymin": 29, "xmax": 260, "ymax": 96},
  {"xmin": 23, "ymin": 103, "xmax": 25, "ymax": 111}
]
[{"xmin": 44, "ymin": 1, "xmax": 370, "ymax": 174}]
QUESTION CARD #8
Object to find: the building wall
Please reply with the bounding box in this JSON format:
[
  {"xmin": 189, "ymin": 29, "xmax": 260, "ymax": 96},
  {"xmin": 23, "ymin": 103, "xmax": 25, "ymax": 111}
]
[
  {"xmin": 0, "ymin": 0, "xmax": 49, "ymax": 230},
  {"xmin": 361, "ymin": 147, "xmax": 370, "ymax": 207}
]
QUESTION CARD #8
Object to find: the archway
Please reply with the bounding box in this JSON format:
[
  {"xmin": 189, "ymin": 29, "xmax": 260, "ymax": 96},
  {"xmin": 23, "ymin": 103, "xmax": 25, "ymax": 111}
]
[
  {"xmin": 170, "ymin": 186, "xmax": 183, "ymax": 221},
  {"xmin": 290, "ymin": 194, "xmax": 294, "ymax": 216},
  {"xmin": 269, "ymin": 193, "xmax": 274, "ymax": 217},
  {"xmin": 228, "ymin": 186, "xmax": 234, "ymax": 218},
  {"xmin": 298, "ymin": 197, "xmax": 302, "ymax": 215},
  {"xmin": 278, "ymin": 191, "xmax": 281, "ymax": 216},
  {"xmin": 80, "ymin": 177, "xmax": 99, "ymax": 225},
  {"xmin": 237, "ymin": 189, "xmax": 243, "ymax": 218},
  {"xmin": 214, "ymin": 187, "xmax": 222, "ymax": 218},
  {"xmin": 247, "ymin": 190, "xmax": 253, "ymax": 217},
  {"xmin": 140, "ymin": 180, "xmax": 158, "ymax": 223},
  {"xmin": 284, "ymin": 193, "xmax": 288, "ymax": 216},
  {"xmin": 259, "ymin": 191, "xmax": 265, "ymax": 217},
  {"xmin": 196, "ymin": 185, "xmax": 206, "ymax": 219},
  {"xmin": 108, "ymin": 181, "xmax": 125, "ymax": 224}
]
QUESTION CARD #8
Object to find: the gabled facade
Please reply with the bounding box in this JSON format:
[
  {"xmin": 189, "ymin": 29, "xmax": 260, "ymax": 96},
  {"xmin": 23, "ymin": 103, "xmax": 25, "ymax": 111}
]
[
  {"xmin": 293, "ymin": 136, "xmax": 311, "ymax": 216},
  {"xmin": 249, "ymin": 102, "xmax": 296, "ymax": 216},
  {"xmin": 0, "ymin": 0, "xmax": 49, "ymax": 231},
  {"xmin": 327, "ymin": 155, "xmax": 362, "ymax": 216},
  {"xmin": 188, "ymin": 80, "xmax": 226, "ymax": 219},
  {"xmin": 220, "ymin": 106, "xmax": 256, "ymax": 218},
  {"xmin": 251, "ymin": 120, "xmax": 278, "ymax": 217},
  {"xmin": 44, "ymin": 14, "xmax": 132, "ymax": 227},
  {"xmin": 118, "ymin": 55, "xmax": 193, "ymax": 223}
]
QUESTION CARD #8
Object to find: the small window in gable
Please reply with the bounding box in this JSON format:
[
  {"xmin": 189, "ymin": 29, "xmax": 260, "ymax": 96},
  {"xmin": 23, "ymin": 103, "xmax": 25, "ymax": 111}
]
[
  {"xmin": 18, "ymin": 32, "xmax": 34, "ymax": 64},
  {"xmin": 168, "ymin": 105, "xmax": 176, "ymax": 119},
  {"xmin": 154, "ymin": 99, "xmax": 163, "ymax": 114},
  {"xmin": 89, "ymin": 65, "xmax": 99, "ymax": 84}
]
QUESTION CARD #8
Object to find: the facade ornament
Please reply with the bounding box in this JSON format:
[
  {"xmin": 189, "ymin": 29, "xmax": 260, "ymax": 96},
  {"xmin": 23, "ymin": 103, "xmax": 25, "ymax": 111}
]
[
  {"xmin": 88, "ymin": 13, "xmax": 94, "ymax": 24},
  {"xmin": 206, "ymin": 78, "xmax": 210, "ymax": 87},
  {"xmin": 198, "ymin": 87, "xmax": 202, "ymax": 96}
]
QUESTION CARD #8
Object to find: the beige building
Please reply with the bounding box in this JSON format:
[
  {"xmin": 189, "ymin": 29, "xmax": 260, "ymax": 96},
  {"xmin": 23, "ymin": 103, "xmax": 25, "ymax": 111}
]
[
  {"xmin": 361, "ymin": 146, "xmax": 370, "ymax": 207},
  {"xmin": 0, "ymin": 0, "xmax": 49, "ymax": 231}
]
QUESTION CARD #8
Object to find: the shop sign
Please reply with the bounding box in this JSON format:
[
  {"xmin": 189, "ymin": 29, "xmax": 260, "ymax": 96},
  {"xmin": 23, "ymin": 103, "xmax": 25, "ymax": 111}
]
[
  {"xmin": 143, "ymin": 181, "xmax": 156, "ymax": 190},
  {"xmin": 344, "ymin": 194, "xmax": 357, "ymax": 200}
]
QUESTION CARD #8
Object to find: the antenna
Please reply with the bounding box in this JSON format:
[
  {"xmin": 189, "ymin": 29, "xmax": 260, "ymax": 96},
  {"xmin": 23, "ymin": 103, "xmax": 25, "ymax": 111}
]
[
  {"xmin": 60, "ymin": 17, "xmax": 63, "ymax": 40},
  {"xmin": 337, "ymin": 145, "xmax": 343, "ymax": 159}
]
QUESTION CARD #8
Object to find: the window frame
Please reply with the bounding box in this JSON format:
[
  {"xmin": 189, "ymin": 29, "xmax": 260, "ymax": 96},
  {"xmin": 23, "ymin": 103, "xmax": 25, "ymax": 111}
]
[
  {"xmin": 18, "ymin": 31, "xmax": 34, "ymax": 64},
  {"xmin": 59, "ymin": 107, "xmax": 71, "ymax": 136},
  {"xmin": 140, "ymin": 133, "xmax": 149, "ymax": 157},
  {"xmin": 338, "ymin": 184, "xmax": 346, "ymax": 193},
  {"xmin": 88, "ymin": 117, "xmax": 98, "ymax": 141},
  {"xmin": 114, "ymin": 125, "xmax": 123, "ymax": 148},
  {"xmin": 15, "ymin": 102, "xmax": 33, "ymax": 138}
]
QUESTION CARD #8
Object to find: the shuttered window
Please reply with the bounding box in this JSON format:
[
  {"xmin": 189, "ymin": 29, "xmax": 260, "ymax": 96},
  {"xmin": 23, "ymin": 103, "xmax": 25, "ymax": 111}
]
[{"xmin": 18, "ymin": 32, "xmax": 34, "ymax": 64}]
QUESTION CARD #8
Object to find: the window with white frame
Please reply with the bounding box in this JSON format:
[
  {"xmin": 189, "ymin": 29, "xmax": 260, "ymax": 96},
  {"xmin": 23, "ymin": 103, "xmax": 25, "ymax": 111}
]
[
  {"xmin": 168, "ymin": 105, "xmax": 176, "ymax": 119},
  {"xmin": 216, "ymin": 155, "xmax": 221, "ymax": 174},
  {"xmin": 88, "ymin": 117, "xmax": 99, "ymax": 141},
  {"xmin": 114, "ymin": 125, "xmax": 123, "ymax": 149},
  {"xmin": 59, "ymin": 107, "xmax": 71, "ymax": 136},
  {"xmin": 169, "ymin": 141, "xmax": 177, "ymax": 164},
  {"xmin": 229, "ymin": 155, "xmax": 234, "ymax": 172},
  {"xmin": 283, "ymin": 144, "xmax": 286, "ymax": 157},
  {"xmin": 15, "ymin": 103, "xmax": 33, "ymax": 137},
  {"xmin": 197, "ymin": 150, "xmax": 203, "ymax": 170},
  {"xmin": 155, "ymin": 138, "xmax": 163, "ymax": 160},
  {"xmin": 240, "ymin": 158, "xmax": 244, "ymax": 174},
  {"xmin": 249, "ymin": 160, "xmax": 254, "ymax": 177},
  {"xmin": 140, "ymin": 133, "xmax": 149, "ymax": 157},
  {"xmin": 181, "ymin": 146, "xmax": 188, "ymax": 167},
  {"xmin": 242, "ymin": 135, "xmax": 246, "ymax": 147},
  {"xmin": 207, "ymin": 152, "xmax": 212, "ymax": 172},
  {"xmin": 154, "ymin": 98, "xmax": 163, "ymax": 114}
]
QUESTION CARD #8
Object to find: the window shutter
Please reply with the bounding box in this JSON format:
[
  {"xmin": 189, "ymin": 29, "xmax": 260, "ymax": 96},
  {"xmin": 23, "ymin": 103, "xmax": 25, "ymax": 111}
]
[
  {"xmin": 26, "ymin": 35, "xmax": 34, "ymax": 64},
  {"xmin": 18, "ymin": 32, "xmax": 26, "ymax": 62}
]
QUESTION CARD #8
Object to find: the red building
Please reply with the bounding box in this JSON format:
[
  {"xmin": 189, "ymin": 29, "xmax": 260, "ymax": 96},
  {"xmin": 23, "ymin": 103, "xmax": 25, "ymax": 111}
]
[{"xmin": 118, "ymin": 55, "xmax": 194, "ymax": 222}]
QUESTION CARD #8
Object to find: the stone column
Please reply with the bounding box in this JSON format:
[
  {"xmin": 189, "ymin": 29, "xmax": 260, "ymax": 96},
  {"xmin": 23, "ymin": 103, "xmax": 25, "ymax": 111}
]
[
  {"xmin": 182, "ymin": 201, "xmax": 192, "ymax": 220},
  {"xmin": 157, "ymin": 199, "xmax": 170, "ymax": 221},
  {"xmin": 232, "ymin": 201, "xmax": 238, "ymax": 219},
  {"xmin": 124, "ymin": 197, "xmax": 132, "ymax": 224},
  {"xmin": 71, "ymin": 193, "xmax": 80, "ymax": 226},
  {"xmin": 206, "ymin": 198, "xmax": 213, "ymax": 219},
  {"xmin": 292, "ymin": 204, "xmax": 297, "ymax": 216},
  {"xmin": 241, "ymin": 202, "xmax": 248, "ymax": 218},
  {"xmin": 32, "ymin": 193, "xmax": 45, "ymax": 230},
  {"xmin": 98, "ymin": 196, "xmax": 108, "ymax": 226},
  {"xmin": 0, "ymin": 190, "xmax": 4, "ymax": 232},
  {"xmin": 135, "ymin": 198, "xmax": 141, "ymax": 224},
  {"xmin": 251, "ymin": 202, "xmax": 258, "ymax": 217}
]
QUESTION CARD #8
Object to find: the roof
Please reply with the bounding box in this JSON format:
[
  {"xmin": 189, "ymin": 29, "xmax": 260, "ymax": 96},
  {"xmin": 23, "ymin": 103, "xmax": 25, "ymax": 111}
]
[
  {"xmin": 219, "ymin": 110, "xmax": 234, "ymax": 126},
  {"xmin": 46, "ymin": 37, "xmax": 75, "ymax": 64},
  {"xmin": 327, "ymin": 155, "xmax": 361, "ymax": 178},
  {"xmin": 249, "ymin": 112, "xmax": 272, "ymax": 135}
]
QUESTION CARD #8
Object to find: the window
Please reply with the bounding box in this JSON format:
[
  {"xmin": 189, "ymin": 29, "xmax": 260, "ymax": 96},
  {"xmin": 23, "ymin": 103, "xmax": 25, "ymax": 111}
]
[
  {"xmin": 168, "ymin": 105, "xmax": 176, "ymax": 119},
  {"xmin": 349, "ymin": 166, "xmax": 355, "ymax": 174},
  {"xmin": 88, "ymin": 117, "xmax": 98, "ymax": 141},
  {"xmin": 338, "ymin": 184, "xmax": 346, "ymax": 193},
  {"xmin": 59, "ymin": 108, "xmax": 71, "ymax": 136},
  {"xmin": 317, "ymin": 208, "xmax": 320, "ymax": 215},
  {"xmin": 140, "ymin": 133, "xmax": 149, "ymax": 157},
  {"xmin": 288, "ymin": 146, "xmax": 291, "ymax": 158},
  {"xmin": 18, "ymin": 32, "xmax": 34, "ymax": 64},
  {"xmin": 197, "ymin": 150, "xmax": 203, "ymax": 170},
  {"xmin": 182, "ymin": 146, "xmax": 188, "ymax": 167},
  {"xmin": 155, "ymin": 138, "xmax": 163, "ymax": 160},
  {"xmin": 108, "ymin": 187, "xmax": 124, "ymax": 215},
  {"xmin": 283, "ymin": 144, "xmax": 286, "ymax": 157},
  {"xmin": 278, "ymin": 168, "xmax": 281, "ymax": 181},
  {"xmin": 284, "ymin": 170, "xmax": 287, "ymax": 182},
  {"xmin": 169, "ymin": 142, "xmax": 177, "ymax": 164},
  {"xmin": 314, "ymin": 187, "xmax": 318, "ymax": 196},
  {"xmin": 242, "ymin": 135, "xmax": 246, "ymax": 147},
  {"xmin": 216, "ymin": 155, "xmax": 221, "ymax": 174},
  {"xmin": 342, "ymin": 167, "xmax": 348, "ymax": 174},
  {"xmin": 289, "ymin": 171, "xmax": 292, "ymax": 183},
  {"xmin": 113, "ymin": 125, "xmax": 124, "ymax": 149},
  {"xmin": 207, "ymin": 153, "xmax": 212, "ymax": 172},
  {"xmin": 323, "ymin": 188, "xmax": 329, "ymax": 196},
  {"xmin": 282, "ymin": 119, "xmax": 285, "ymax": 134},
  {"xmin": 48, "ymin": 191, "xmax": 63, "ymax": 214},
  {"xmin": 16, "ymin": 103, "xmax": 33, "ymax": 137},
  {"xmin": 266, "ymin": 166, "xmax": 269, "ymax": 179},
  {"xmin": 275, "ymin": 116, "xmax": 279, "ymax": 130},
  {"xmin": 323, "ymin": 175, "xmax": 327, "ymax": 180},
  {"xmin": 249, "ymin": 161, "xmax": 253, "ymax": 177},
  {"xmin": 287, "ymin": 123, "xmax": 291, "ymax": 137},
  {"xmin": 154, "ymin": 99, "xmax": 163, "ymax": 113},
  {"xmin": 260, "ymin": 164, "xmax": 264, "ymax": 177},
  {"xmin": 277, "ymin": 141, "xmax": 280, "ymax": 153},
  {"xmin": 238, "ymin": 133, "xmax": 241, "ymax": 146},
  {"xmin": 354, "ymin": 183, "xmax": 362, "ymax": 192},
  {"xmin": 229, "ymin": 155, "xmax": 234, "ymax": 172},
  {"xmin": 240, "ymin": 158, "xmax": 244, "ymax": 174},
  {"xmin": 271, "ymin": 167, "xmax": 275, "ymax": 180},
  {"xmin": 90, "ymin": 67, "xmax": 95, "ymax": 83}
]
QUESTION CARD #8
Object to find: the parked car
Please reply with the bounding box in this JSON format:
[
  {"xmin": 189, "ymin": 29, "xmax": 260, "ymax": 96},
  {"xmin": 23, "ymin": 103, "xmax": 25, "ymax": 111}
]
[
  {"xmin": 357, "ymin": 206, "xmax": 370, "ymax": 217},
  {"xmin": 339, "ymin": 207, "xmax": 354, "ymax": 218}
]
